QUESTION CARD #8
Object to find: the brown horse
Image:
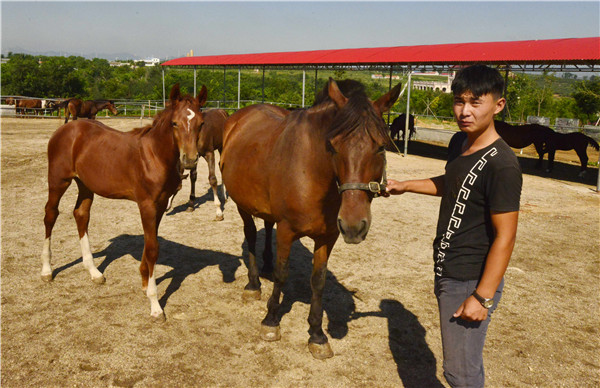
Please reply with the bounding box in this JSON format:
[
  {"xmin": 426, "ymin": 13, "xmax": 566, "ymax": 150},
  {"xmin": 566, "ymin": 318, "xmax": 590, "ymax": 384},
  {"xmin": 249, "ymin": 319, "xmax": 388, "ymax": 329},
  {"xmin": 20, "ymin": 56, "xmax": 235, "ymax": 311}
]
[
  {"xmin": 40, "ymin": 84, "xmax": 207, "ymax": 321},
  {"xmin": 545, "ymin": 131, "xmax": 599, "ymax": 176},
  {"xmin": 494, "ymin": 120, "xmax": 554, "ymax": 168},
  {"xmin": 65, "ymin": 99, "xmax": 119, "ymax": 123},
  {"xmin": 220, "ymin": 78, "xmax": 401, "ymax": 359},
  {"xmin": 181, "ymin": 109, "xmax": 229, "ymax": 219},
  {"xmin": 15, "ymin": 98, "xmax": 42, "ymax": 115}
]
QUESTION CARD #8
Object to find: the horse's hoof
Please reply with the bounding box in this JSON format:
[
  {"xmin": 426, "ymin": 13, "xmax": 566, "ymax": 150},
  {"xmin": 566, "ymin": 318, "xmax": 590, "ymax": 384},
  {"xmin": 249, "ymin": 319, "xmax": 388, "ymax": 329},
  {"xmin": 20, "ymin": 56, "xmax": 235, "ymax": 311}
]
[
  {"xmin": 92, "ymin": 275, "xmax": 106, "ymax": 285},
  {"xmin": 186, "ymin": 206, "xmax": 194, "ymax": 212},
  {"xmin": 260, "ymin": 324, "xmax": 281, "ymax": 342},
  {"xmin": 242, "ymin": 289, "xmax": 261, "ymax": 302},
  {"xmin": 41, "ymin": 273, "xmax": 53, "ymax": 282},
  {"xmin": 151, "ymin": 312, "xmax": 166, "ymax": 323},
  {"xmin": 214, "ymin": 215, "xmax": 224, "ymax": 221},
  {"xmin": 308, "ymin": 341, "xmax": 334, "ymax": 360}
]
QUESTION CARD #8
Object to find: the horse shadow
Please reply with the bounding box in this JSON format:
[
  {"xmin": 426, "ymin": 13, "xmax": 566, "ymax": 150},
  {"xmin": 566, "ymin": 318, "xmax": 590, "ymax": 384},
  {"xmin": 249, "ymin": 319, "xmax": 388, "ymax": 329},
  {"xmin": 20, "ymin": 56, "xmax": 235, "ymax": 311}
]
[
  {"xmin": 515, "ymin": 155, "xmax": 599, "ymax": 185},
  {"xmin": 396, "ymin": 140, "xmax": 598, "ymax": 186},
  {"xmin": 241, "ymin": 228, "xmax": 356, "ymax": 339},
  {"xmin": 52, "ymin": 234, "xmax": 242, "ymax": 309},
  {"xmin": 351, "ymin": 300, "xmax": 445, "ymax": 387}
]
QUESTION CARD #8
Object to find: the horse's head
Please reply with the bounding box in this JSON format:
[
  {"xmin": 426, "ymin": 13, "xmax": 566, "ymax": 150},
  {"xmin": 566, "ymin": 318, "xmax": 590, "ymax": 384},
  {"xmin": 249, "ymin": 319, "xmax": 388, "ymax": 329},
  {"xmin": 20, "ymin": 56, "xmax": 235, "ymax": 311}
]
[
  {"xmin": 324, "ymin": 78, "xmax": 401, "ymax": 244},
  {"xmin": 106, "ymin": 101, "xmax": 119, "ymax": 116},
  {"xmin": 167, "ymin": 83, "xmax": 207, "ymax": 169}
]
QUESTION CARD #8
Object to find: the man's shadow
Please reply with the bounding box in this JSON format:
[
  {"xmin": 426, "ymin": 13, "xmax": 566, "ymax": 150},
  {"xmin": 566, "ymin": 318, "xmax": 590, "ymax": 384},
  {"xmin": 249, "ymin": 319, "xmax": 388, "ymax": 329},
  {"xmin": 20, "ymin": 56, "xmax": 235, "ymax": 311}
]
[
  {"xmin": 241, "ymin": 227, "xmax": 356, "ymax": 340},
  {"xmin": 52, "ymin": 234, "xmax": 242, "ymax": 309},
  {"xmin": 352, "ymin": 300, "xmax": 444, "ymax": 387}
]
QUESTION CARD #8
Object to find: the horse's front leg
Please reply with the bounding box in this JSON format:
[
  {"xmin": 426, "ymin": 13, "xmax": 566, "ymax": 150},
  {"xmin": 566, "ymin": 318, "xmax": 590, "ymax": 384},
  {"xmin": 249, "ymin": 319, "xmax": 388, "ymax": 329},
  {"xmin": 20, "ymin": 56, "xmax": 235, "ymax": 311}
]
[
  {"xmin": 206, "ymin": 152, "xmax": 224, "ymax": 221},
  {"xmin": 534, "ymin": 141, "xmax": 545, "ymax": 169},
  {"xmin": 138, "ymin": 201, "xmax": 165, "ymax": 321},
  {"xmin": 260, "ymin": 222, "xmax": 294, "ymax": 342},
  {"xmin": 306, "ymin": 233, "xmax": 338, "ymax": 359},
  {"xmin": 186, "ymin": 167, "xmax": 197, "ymax": 211}
]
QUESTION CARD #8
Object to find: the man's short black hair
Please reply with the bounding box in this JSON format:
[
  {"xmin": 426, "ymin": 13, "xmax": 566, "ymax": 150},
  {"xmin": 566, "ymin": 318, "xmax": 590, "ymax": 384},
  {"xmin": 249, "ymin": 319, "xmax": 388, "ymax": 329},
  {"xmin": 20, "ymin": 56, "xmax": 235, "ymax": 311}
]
[{"xmin": 451, "ymin": 65, "xmax": 504, "ymax": 99}]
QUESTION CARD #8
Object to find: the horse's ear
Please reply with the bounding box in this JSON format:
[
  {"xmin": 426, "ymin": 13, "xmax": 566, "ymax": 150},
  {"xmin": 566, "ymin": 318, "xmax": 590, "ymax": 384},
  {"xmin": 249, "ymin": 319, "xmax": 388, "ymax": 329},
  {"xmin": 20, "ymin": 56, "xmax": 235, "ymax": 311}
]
[
  {"xmin": 328, "ymin": 78, "xmax": 348, "ymax": 109},
  {"xmin": 197, "ymin": 85, "xmax": 208, "ymax": 108},
  {"xmin": 374, "ymin": 83, "xmax": 402, "ymax": 114},
  {"xmin": 169, "ymin": 83, "xmax": 181, "ymax": 104}
]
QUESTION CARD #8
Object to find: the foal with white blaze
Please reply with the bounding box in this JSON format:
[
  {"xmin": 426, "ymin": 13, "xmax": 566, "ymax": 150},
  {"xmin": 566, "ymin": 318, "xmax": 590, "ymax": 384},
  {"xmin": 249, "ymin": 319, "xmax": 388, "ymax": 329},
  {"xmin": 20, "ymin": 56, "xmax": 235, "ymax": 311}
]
[{"xmin": 40, "ymin": 84, "xmax": 207, "ymax": 320}]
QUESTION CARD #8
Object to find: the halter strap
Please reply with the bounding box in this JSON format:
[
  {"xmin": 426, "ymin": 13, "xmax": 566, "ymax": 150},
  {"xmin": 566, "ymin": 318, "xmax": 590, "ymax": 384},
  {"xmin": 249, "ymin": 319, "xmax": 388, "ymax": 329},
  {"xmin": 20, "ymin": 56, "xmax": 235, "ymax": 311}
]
[{"xmin": 337, "ymin": 152, "xmax": 388, "ymax": 197}]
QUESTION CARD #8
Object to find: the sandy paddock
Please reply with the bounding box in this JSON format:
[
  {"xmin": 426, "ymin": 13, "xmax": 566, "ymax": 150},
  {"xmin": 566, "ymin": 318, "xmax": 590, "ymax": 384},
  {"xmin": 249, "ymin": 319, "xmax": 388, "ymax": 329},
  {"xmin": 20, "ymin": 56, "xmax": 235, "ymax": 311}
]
[{"xmin": 1, "ymin": 117, "xmax": 599, "ymax": 387}]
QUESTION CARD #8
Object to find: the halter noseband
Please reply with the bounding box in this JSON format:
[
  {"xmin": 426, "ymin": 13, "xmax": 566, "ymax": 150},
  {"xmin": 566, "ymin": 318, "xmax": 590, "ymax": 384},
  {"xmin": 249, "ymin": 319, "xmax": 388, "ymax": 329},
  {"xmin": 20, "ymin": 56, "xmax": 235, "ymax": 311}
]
[{"xmin": 336, "ymin": 152, "xmax": 388, "ymax": 198}]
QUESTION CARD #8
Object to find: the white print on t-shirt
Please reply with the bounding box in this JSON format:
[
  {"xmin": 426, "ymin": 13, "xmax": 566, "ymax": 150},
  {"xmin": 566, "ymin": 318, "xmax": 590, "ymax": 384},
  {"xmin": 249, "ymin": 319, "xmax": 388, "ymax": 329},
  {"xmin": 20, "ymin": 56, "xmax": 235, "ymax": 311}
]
[{"xmin": 435, "ymin": 147, "xmax": 498, "ymax": 276}]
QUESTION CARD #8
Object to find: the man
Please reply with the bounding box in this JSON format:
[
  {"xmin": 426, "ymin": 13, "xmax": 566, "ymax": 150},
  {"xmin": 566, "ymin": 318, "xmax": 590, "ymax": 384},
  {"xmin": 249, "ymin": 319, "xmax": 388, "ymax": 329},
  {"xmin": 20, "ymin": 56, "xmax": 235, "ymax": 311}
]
[{"xmin": 385, "ymin": 64, "xmax": 522, "ymax": 387}]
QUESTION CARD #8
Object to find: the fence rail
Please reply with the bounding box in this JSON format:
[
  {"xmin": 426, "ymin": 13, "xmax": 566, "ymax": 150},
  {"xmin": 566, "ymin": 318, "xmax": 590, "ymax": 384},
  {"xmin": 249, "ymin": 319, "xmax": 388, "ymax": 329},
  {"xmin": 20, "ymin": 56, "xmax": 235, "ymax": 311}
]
[{"xmin": 1, "ymin": 96, "xmax": 598, "ymax": 140}]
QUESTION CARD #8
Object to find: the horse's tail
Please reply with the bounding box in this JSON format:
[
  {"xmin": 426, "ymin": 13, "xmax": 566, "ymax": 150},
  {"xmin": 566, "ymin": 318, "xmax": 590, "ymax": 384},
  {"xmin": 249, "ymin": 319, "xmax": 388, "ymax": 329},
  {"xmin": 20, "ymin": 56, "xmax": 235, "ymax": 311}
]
[{"xmin": 586, "ymin": 135, "xmax": 600, "ymax": 151}]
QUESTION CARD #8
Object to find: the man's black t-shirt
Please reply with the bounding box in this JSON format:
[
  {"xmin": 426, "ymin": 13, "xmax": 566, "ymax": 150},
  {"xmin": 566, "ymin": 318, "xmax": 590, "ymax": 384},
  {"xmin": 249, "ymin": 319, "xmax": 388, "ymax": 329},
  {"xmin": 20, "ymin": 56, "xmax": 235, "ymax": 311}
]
[{"xmin": 433, "ymin": 132, "xmax": 522, "ymax": 280}]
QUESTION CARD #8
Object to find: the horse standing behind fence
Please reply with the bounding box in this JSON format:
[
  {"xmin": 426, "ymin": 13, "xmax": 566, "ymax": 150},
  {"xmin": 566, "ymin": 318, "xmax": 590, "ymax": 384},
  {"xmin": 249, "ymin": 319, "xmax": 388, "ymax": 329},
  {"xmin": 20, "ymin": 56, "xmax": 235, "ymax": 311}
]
[
  {"xmin": 65, "ymin": 99, "xmax": 118, "ymax": 123},
  {"xmin": 15, "ymin": 99, "xmax": 42, "ymax": 116},
  {"xmin": 545, "ymin": 131, "xmax": 599, "ymax": 176},
  {"xmin": 220, "ymin": 78, "xmax": 401, "ymax": 359},
  {"xmin": 494, "ymin": 120, "xmax": 554, "ymax": 168},
  {"xmin": 389, "ymin": 113, "xmax": 415, "ymax": 142},
  {"xmin": 40, "ymin": 84, "xmax": 207, "ymax": 321}
]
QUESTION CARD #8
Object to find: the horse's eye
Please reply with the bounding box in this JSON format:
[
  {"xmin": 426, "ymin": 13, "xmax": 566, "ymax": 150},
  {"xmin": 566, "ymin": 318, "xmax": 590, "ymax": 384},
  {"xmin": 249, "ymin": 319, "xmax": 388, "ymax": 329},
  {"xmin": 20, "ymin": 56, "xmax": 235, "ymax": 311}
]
[
  {"xmin": 171, "ymin": 122, "xmax": 178, "ymax": 127},
  {"xmin": 326, "ymin": 140, "xmax": 337, "ymax": 155}
]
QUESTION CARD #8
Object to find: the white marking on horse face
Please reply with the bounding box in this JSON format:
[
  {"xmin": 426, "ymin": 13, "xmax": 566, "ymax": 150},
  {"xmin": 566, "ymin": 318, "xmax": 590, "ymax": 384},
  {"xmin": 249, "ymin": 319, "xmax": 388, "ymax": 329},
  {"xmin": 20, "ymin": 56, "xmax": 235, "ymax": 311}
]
[{"xmin": 186, "ymin": 108, "xmax": 195, "ymax": 132}]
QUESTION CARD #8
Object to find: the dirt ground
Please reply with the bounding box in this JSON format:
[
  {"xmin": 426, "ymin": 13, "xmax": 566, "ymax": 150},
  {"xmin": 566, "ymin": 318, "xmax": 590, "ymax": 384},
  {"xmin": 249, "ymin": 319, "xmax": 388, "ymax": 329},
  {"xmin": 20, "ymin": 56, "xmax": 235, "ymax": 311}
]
[{"xmin": 1, "ymin": 117, "xmax": 599, "ymax": 388}]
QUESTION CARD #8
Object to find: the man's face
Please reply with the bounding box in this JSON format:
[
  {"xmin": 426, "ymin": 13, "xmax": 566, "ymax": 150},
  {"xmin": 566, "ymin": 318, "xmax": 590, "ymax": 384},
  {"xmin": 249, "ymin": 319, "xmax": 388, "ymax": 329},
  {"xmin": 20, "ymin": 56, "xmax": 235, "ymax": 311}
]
[{"xmin": 453, "ymin": 91, "xmax": 505, "ymax": 134}]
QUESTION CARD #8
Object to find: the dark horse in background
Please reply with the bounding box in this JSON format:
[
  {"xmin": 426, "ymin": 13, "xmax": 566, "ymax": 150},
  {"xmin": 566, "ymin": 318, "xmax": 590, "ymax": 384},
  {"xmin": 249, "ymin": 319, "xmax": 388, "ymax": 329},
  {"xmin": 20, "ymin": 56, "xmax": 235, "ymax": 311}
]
[
  {"xmin": 40, "ymin": 84, "xmax": 207, "ymax": 321},
  {"xmin": 65, "ymin": 99, "xmax": 119, "ymax": 123},
  {"xmin": 220, "ymin": 78, "xmax": 401, "ymax": 359},
  {"xmin": 167, "ymin": 109, "xmax": 229, "ymax": 220},
  {"xmin": 389, "ymin": 113, "xmax": 415, "ymax": 142},
  {"xmin": 545, "ymin": 131, "xmax": 599, "ymax": 176},
  {"xmin": 494, "ymin": 120, "xmax": 554, "ymax": 169},
  {"xmin": 495, "ymin": 120, "xmax": 598, "ymax": 176}
]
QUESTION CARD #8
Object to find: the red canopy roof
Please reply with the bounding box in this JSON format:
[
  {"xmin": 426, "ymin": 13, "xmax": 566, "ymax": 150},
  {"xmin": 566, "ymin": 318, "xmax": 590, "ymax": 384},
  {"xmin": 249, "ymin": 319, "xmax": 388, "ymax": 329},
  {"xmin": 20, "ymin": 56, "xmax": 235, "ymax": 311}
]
[{"xmin": 162, "ymin": 37, "xmax": 600, "ymax": 67}]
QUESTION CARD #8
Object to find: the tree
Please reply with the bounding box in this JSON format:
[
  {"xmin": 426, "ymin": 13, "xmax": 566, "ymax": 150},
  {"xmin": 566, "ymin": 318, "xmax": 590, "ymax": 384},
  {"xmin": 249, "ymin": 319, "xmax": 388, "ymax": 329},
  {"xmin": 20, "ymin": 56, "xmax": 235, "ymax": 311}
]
[{"xmin": 573, "ymin": 77, "xmax": 600, "ymax": 124}]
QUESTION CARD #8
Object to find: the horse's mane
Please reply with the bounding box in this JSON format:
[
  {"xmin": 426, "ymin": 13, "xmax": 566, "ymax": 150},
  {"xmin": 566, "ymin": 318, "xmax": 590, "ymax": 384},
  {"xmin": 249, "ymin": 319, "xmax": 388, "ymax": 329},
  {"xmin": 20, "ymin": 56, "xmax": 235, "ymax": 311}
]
[
  {"xmin": 130, "ymin": 105, "xmax": 174, "ymax": 137},
  {"xmin": 313, "ymin": 80, "xmax": 388, "ymax": 143}
]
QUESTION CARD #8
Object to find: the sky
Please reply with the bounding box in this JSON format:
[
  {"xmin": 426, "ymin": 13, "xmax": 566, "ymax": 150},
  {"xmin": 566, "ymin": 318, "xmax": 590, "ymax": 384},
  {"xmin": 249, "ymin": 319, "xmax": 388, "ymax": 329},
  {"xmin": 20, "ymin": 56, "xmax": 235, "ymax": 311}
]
[{"xmin": 1, "ymin": 1, "xmax": 599, "ymax": 61}]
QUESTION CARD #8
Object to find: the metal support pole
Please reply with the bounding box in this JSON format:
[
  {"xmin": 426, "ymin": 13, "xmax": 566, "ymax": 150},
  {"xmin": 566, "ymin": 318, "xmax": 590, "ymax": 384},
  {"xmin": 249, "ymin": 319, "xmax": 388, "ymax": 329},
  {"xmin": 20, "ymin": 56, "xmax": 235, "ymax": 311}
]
[
  {"xmin": 238, "ymin": 67, "xmax": 241, "ymax": 110},
  {"xmin": 404, "ymin": 69, "xmax": 412, "ymax": 157},
  {"xmin": 314, "ymin": 68, "xmax": 318, "ymax": 99},
  {"xmin": 502, "ymin": 67, "xmax": 509, "ymax": 121},
  {"xmin": 387, "ymin": 65, "xmax": 393, "ymax": 125},
  {"xmin": 262, "ymin": 66, "xmax": 265, "ymax": 103},
  {"xmin": 302, "ymin": 69, "xmax": 306, "ymax": 108},
  {"xmin": 223, "ymin": 66, "xmax": 227, "ymax": 105},
  {"xmin": 194, "ymin": 66, "xmax": 197, "ymax": 96},
  {"xmin": 162, "ymin": 68, "xmax": 165, "ymax": 106},
  {"xmin": 597, "ymin": 153, "xmax": 600, "ymax": 192}
]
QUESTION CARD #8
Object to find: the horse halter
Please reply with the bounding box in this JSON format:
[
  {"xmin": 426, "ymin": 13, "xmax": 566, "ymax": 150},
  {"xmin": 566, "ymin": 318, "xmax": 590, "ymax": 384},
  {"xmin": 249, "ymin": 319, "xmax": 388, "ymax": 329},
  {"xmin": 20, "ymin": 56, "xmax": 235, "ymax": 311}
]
[{"xmin": 336, "ymin": 152, "xmax": 388, "ymax": 198}]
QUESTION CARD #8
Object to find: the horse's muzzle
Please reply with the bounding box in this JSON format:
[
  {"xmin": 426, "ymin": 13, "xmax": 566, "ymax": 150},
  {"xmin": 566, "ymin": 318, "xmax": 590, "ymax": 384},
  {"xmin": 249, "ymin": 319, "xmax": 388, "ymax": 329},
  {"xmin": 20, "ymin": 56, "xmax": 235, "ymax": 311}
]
[
  {"xmin": 337, "ymin": 217, "xmax": 370, "ymax": 244},
  {"xmin": 181, "ymin": 154, "xmax": 198, "ymax": 170}
]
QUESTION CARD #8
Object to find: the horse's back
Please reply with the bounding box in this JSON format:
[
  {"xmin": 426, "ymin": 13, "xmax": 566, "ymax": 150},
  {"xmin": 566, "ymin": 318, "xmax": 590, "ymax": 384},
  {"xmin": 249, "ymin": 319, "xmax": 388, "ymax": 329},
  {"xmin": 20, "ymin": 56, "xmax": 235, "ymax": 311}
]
[{"xmin": 221, "ymin": 104, "xmax": 290, "ymax": 219}]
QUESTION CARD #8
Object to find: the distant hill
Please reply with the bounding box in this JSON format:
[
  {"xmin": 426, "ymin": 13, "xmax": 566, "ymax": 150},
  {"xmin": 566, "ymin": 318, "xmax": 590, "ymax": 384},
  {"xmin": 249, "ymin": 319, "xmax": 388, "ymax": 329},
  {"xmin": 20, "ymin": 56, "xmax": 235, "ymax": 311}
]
[{"xmin": 1, "ymin": 47, "xmax": 140, "ymax": 61}]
